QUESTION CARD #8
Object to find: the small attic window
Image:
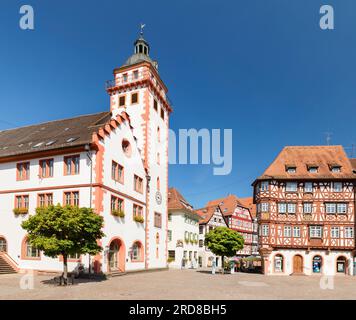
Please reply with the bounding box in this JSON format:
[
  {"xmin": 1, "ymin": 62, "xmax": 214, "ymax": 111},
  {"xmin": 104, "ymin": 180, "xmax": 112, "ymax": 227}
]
[
  {"xmin": 32, "ymin": 142, "xmax": 44, "ymax": 148},
  {"xmin": 46, "ymin": 140, "xmax": 56, "ymax": 146},
  {"xmin": 331, "ymin": 166, "xmax": 341, "ymax": 173},
  {"xmin": 308, "ymin": 166, "xmax": 318, "ymax": 173},
  {"xmin": 66, "ymin": 137, "xmax": 78, "ymax": 143},
  {"xmin": 286, "ymin": 165, "xmax": 296, "ymax": 173}
]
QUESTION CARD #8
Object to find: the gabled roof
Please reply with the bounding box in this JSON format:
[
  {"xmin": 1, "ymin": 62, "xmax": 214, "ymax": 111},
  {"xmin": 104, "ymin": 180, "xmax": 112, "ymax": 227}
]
[
  {"xmin": 168, "ymin": 187, "xmax": 195, "ymax": 213},
  {"xmin": 254, "ymin": 145, "xmax": 355, "ymax": 182},
  {"xmin": 238, "ymin": 197, "xmax": 256, "ymax": 218},
  {"xmin": 196, "ymin": 206, "xmax": 227, "ymax": 225},
  {"xmin": 206, "ymin": 194, "xmax": 244, "ymax": 216},
  {"xmin": 0, "ymin": 111, "xmax": 132, "ymax": 160}
]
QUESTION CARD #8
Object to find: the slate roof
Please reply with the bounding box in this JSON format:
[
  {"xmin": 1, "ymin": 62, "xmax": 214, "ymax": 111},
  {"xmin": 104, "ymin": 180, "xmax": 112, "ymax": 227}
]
[
  {"xmin": 0, "ymin": 111, "xmax": 112, "ymax": 159},
  {"xmin": 254, "ymin": 145, "xmax": 355, "ymax": 182}
]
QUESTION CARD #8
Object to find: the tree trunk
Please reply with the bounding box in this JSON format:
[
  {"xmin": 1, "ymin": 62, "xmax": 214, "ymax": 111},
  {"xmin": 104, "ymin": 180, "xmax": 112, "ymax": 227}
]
[
  {"xmin": 222, "ymin": 255, "xmax": 224, "ymax": 275},
  {"xmin": 63, "ymin": 254, "xmax": 68, "ymax": 285}
]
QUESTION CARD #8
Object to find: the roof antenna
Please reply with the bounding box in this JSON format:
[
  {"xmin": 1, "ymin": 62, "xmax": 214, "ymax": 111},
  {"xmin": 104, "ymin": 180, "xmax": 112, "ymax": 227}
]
[{"xmin": 324, "ymin": 132, "xmax": 333, "ymax": 145}]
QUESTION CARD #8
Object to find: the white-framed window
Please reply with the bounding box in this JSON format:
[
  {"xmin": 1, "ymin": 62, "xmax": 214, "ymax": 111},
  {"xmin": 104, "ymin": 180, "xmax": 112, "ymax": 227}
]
[
  {"xmin": 261, "ymin": 224, "xmax": 269, "ymax": 236},
  {"xmin": 287, "ymin": 203, "xmax": 296, "ymax": 214},
  {"xmin": 331, "ymin": 227, "xmax": 340, "ymax": 238},
  {"xmin": 304, "ymin": 182, "xmax": 313, "ymax": 193},
  {"xmin": 286, "ymin": 167, "xmax": 296, "ymax": 173},
  {"xmin": 260, "ymin": 181, "xmax": 269, "ymax": 191},
  {"xmin": 309, "ymin": 226, "xmax": 322, "ymax": 238},
  {"xmin": 303, "ymin": 203, "xmax": 313, "ymax": 214},
  {"xmin": 261, "ymin": 203, "xmax": 269, "ymax": 212},
  {"xmin": 337, "ymin": 203, "xmax": 347, "ymax": 214},
  {"xmin": 286, "ymin": 182, "xmax": 297, "ymax": 192},
  {"xmin": 308, "ymin": 167, "xmax": 318, "ymax": 173},
  {"xmin": 325, "ymin": 203, "xmax": 336, "ymax": 214},
  {"xmin": 293, "ymin": 226, "xmax": 301, "ymax": 238},
  {"xmin": 168, "ymin": 230, "xmax": 172, "ymax": 242},
  {"xmin": 345, "ymin": 227, "xmax": 354, "ymax": 239},
  {"xmin": 278, "ymin": 203, "xmax": 287, "ymax": 214},
  {"xmin": 333, "ymin": 182, "xmax": 342, "ymax": 192},
  {"xmin": 284, "ymin": 226, "xmax": 292, "ymax": 237}
]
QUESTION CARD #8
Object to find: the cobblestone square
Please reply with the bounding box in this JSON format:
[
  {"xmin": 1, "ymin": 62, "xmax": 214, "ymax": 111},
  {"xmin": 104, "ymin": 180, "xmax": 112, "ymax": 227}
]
[{"xmin": 0, "ymin": 269, "xmax": 355, "ymax": 300}]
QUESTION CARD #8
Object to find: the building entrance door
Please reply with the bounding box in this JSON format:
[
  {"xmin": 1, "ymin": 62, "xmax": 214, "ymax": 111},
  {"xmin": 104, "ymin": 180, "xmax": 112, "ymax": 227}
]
[{"xmin": 293, "ymin": 255, "xmax": 303, "ymax": 274}]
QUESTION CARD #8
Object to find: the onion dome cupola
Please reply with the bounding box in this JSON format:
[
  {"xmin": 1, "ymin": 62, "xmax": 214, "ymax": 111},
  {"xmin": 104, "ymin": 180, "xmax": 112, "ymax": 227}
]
[{"xmin": 123, "ymin": 24, "xmax": 159, "ymax": 70}]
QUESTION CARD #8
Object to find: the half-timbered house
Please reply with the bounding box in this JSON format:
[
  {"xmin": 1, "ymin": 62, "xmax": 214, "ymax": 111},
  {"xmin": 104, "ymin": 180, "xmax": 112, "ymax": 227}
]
[
  {"xmin": 253, "ymin": 146, "xmax": 356, "ymax": 275},
  {"xmin": 206, "ymin": 195, "xmax": 255, "ymax": 257},
  {"xmin": 196, "ymin": 206, "xmax": 228, "ymax": 268}
]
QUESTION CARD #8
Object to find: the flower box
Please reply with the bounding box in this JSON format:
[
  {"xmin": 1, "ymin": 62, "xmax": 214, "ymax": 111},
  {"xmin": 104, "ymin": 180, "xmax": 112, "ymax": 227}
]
[
  {"xmin": 112, "ymin": 209, "xmax": 125, "ymax": 218},
  {"xmin": 13, "ymin": 208, "xmax": 28, "ymax": 215},
  {"xmin": 134, "ymin": 215, "xmax": 144, "ymax": 223}
]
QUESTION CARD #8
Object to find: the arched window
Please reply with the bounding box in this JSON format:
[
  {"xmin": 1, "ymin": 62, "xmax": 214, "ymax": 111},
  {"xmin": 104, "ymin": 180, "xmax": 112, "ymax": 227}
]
[
  {"xmin": 312, "ymin": 256, "xmax": 322, "ymax": 273},
  {"xmin": 122, "ymin": 139, "xmax": 132, "ymax": 157},
  {"xmin": 274, "ymin": 254, "xmax": 283, "ymax": 272},
  {"xmin": 156, "ymin": 247, "xmax": 159, "ymax": 259},
  {"xmin": 0, "ymin": 237, "xmax": 7, "ymax": 252},
  {"xmin": 336, "ymin": 256, "xmax": 347, "ymax": 274},
  {"xmin": 131, "ymin": 241, "xmax": 143, "ymax": 262},
  {"xmin": 157, "ymin": 177, "xmax": 160, "ymax": 191}
]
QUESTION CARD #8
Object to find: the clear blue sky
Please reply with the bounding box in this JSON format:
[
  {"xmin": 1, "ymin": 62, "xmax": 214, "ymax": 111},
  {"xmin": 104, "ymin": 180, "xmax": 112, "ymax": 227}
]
[{"xmin": 0, "ymin": 0, "xmax": 355, "ymax": 208}]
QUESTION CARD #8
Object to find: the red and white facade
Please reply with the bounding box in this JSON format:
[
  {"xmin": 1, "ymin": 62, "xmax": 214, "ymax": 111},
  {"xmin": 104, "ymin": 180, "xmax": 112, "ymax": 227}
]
[
  {"xmin": 0, "ymin": 33, "xmax": 171, "ymax": 274},
  {"xmin": 206, "ymin": 195, "xmax": 256, "ymax": 257},
  {"xmin": 253, "ymin": 146, "xmax": 356, "ymax": 276}
]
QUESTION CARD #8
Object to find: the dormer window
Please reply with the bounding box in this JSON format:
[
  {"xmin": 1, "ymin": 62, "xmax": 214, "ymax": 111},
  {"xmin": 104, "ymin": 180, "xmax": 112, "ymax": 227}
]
[
  {"xmin": 308, "ymin": 167, "xmax": 318, "ymax": 173},
  {"xmin": 329, "ymin": 164, "xmax": 341, "ymax": 173},
  {"xmin": 285, "ymin": 165, "xmax": 296, "ymax": 173}
]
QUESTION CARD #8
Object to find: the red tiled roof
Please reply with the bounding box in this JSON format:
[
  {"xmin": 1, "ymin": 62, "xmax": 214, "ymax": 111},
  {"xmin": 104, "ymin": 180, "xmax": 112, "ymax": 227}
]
[
  {"xmin": 206, "ymin": 194, "xmax": 244, "ymax": 216},
  {"xmin": 350, "ymin": 158, "xmax": 356, "ymax": 171},
  {"xmin": 238, "ymin": 197, "xmax": 256, "ymax": 218},
  {"xmin": 255, "ymin": 146, "xmax": 355, "ymax": 181},
  {"xmin": 196, "ymin": 206, "xmax": 218, "ymax": 224},
  {"xmin": 168, "ymin": 187, "xmax": 195, "ymax": 213}
]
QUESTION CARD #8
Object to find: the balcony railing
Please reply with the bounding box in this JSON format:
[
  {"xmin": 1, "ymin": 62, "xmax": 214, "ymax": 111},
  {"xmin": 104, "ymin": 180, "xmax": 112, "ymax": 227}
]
[{"xmin": 105, "ymin": 70, "xmax": 173, "ymax": 107}]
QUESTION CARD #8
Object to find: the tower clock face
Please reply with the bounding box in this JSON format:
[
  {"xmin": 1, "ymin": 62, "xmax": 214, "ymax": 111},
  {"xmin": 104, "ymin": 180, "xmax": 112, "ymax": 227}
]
[{"xmin": 155, "ymin": 191, "xmax": 162, "ymax": 205}]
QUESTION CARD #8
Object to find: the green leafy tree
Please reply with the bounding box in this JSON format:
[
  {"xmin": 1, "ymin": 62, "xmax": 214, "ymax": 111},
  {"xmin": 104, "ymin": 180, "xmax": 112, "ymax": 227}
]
[
  {"xmin": 22, "ymin": 204, "xmax": 105, "ymax": 284},
  {"xmin": 204, "ymin": 226, "xmax": 244, "ymax": 274}
]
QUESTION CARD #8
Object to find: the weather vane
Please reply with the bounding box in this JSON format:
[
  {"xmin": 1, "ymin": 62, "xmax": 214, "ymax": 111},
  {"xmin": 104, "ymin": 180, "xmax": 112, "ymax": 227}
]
[{"xmin": 140, "ymin": 23, "xmax": 146, "ymax": 36}]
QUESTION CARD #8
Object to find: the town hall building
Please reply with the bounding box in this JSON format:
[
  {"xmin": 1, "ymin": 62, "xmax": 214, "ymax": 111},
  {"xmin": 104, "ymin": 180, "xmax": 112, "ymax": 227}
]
[{"xmin": 0, "ymin": 30, "xmax": 171, "ymax": 275}]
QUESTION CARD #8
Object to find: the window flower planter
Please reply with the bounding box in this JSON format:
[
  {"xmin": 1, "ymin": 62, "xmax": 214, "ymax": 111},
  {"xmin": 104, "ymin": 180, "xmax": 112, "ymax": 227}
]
[
  {"xmin": 112, "ymin": 209, "xmax": 125, "ymax": 218},
  {"xmin": 134, "ymin": 215, "xmax": 144, "ymax": 223},
  {"xmin": 13, "ymin": 208, "xmax": 28, "ymax": 215}
]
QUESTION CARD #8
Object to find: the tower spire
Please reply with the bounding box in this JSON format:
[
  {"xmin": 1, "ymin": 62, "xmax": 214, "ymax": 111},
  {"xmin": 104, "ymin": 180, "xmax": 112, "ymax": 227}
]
[{"xmin": 140, "ymin": 23, "xmax": 146, "ymax": 36}]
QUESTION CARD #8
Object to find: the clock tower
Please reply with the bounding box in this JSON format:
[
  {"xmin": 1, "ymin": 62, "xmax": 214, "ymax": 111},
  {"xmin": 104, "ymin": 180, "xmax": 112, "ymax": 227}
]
[{"xmin": 106, "ymin": 28, "xmax": 172, "ymax": 268}]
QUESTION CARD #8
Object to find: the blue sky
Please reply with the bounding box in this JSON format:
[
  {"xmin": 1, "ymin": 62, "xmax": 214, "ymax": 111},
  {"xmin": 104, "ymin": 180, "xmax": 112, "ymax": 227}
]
[{"xmin": 0, "ymin": 0, "xmax": 355, "ymax": 208}]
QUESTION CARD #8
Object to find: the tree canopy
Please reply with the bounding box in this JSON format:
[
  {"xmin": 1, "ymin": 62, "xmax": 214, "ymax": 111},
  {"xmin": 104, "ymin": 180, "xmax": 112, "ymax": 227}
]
[
  {"xmin": 204, "ymin": 226, "xmax": 244, "ymax": 258},
  {"xmin": 21, "ymin": 204, "xmax": 105, "ymax": 283}
]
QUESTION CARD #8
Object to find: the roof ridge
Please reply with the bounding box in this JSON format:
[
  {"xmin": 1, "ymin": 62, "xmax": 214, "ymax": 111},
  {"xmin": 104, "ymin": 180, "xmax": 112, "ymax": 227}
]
[{"xmin": 0, "ymin": 111, "xmax": 109, "ymax": 134}]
